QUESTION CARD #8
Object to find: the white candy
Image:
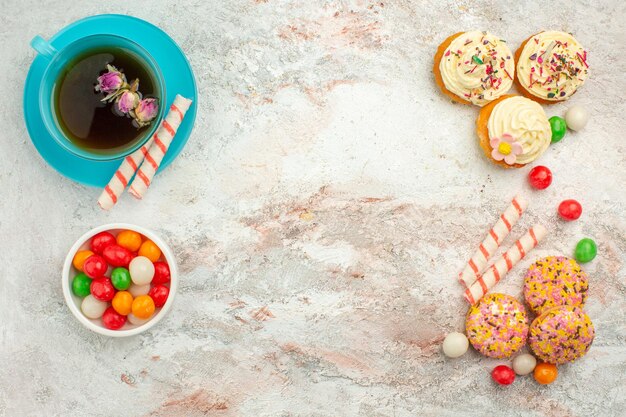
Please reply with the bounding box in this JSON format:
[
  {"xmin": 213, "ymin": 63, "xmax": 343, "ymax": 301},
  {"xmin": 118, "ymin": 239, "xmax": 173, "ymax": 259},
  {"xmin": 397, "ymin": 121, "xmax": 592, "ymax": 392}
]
[
  {"xmin": 565, "ymin": 105, "xmax": 589, "ymax": 131},
  {"xmin": 128, "ymin": 283, "xmax": 151, "ymax": 297},
  {"xmin": 442, "ymin": 332, "xmax": 469, "ymax": 358},
  {"xmin": 81, "ymin": 295, "xmax": 108, "ymax": 319},
  {"xmin": 512, "ymin": 353, "xmax": 537, "ymax": 375},
  {"xmin": 127, "ymin": 313, "xmax": 150, "ymax": 326},
  {"xmin": 129, "ymin": 256, "xmax": 155, "ymax": 285}
]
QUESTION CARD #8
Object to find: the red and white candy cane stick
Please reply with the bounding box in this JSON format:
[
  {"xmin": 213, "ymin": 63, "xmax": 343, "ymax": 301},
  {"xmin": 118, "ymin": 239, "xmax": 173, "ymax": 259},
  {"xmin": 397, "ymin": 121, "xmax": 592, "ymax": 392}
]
[
  {"xmin": 97, "ymin": 138, "xmax": 154, "ymax": 210},
  {"xmin": 464, "ymin": 224, "xmax": 547, "ymax": 304},
  {"xmin": 128, "ymin": 95, "xmax": 193, "ymax": 199},
  {"xmin": 458, "ymin": 195, "xmax": 528, "ymax": 288}
]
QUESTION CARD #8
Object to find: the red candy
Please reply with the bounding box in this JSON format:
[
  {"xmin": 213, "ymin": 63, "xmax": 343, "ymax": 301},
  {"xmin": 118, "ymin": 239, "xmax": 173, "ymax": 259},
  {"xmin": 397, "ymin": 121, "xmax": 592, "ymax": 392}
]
[
  {"xmin": 558, "ymin": 199, "xmax": 582, "ymax": 221},
  {"xmin": 149, "ymin": 285, "xmax": 170, "ymax": 308},
  {"xmin": 152, "ymin": 262, "xmax": 171, "ymax": 285},
  {"xmin": 528, "ymin": 166, "xmax": 552, "ymax": 190},
  {"xmin": 492, "ymin": 365, "xmax": 515, "ymax": 385},
  {"xmin": 82, "ymin": 255, "xmax": 108, "ymax": 279},
  {"xmin": 90, "ymin": 232, "xmax": 117, "ymax": 254},
  {"xmin": 90, "ymin": 277, "xmax": 116, "ymax": 301},
  {"xmin": 102, "ymin": 244, "xmax": 133, "ymax": 267},
  {"xmin": 102, "ymin": 307, "xmax": 127, "ymax": 330}
]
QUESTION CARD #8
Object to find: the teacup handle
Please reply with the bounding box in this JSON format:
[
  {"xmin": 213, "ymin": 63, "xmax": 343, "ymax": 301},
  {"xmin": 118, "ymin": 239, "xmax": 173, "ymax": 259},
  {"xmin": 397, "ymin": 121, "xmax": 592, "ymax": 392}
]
[{"xmin": 31, "ymin": 35, "xmax": 57, "ymax": 59}]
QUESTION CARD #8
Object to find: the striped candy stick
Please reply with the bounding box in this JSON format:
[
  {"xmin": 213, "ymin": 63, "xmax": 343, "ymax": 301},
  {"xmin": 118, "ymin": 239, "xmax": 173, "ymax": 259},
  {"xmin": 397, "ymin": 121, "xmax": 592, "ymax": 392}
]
[
  {"xmin": 128, "ymin": 95, "xmax": 193, "ymax": 199},
  {"xmin": 464, "ymin": 224, "xmax": 547, "ymax": 305},
  {"xmin": 97, "ymin": 138, "xmax": 155, "ymax": 210},
  {"xmin": 458, "ymin": 195, "xmax": 528, "ymax": 288}
]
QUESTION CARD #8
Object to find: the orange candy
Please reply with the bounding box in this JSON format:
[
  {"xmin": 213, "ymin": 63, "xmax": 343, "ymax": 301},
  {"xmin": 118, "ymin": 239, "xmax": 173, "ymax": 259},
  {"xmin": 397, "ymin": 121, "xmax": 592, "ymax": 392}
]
[
  {"xmin": 112, "ymin": 291, "xmax": 134, "ymax": 316},
  {"xmin": 138, "ymin": 240, "xmax": 161, "ymax": 262},
  {"xmin": 132, "ymin": 295, "xmax": 155, "ymax": 319},
  {"xmin": 116, "ymin": 230, "xmax": 143, "ymax": 252},
  {"xmin": 72, "ymin": 250, "xmax": 94, "ymax": 271},
  {"xmin": 534, "ymin": 363, "xmax": 558, "ymax": 385}
]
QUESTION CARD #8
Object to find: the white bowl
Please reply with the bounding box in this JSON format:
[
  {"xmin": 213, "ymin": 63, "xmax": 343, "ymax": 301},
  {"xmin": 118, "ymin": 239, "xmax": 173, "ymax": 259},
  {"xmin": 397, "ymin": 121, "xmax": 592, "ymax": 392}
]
[{"xmin": 62, "ymin": 223, "xmax": 178, "ymax": 337}]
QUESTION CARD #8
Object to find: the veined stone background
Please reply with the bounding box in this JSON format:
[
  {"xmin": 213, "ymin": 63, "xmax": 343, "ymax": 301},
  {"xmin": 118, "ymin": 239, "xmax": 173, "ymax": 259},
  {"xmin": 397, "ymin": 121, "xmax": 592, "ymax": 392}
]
[{"xmin": 0, "ymin": 0, "xmax": 624, "ymax": 416}]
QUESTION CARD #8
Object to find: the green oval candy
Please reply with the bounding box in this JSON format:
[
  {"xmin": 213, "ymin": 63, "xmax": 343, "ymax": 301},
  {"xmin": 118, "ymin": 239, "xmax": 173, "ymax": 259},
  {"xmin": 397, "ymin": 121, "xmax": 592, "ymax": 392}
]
[
  {"xmin": 111, "ymin": 267, "xmax": 132, "ymax": 290},
  {"xmin": 549, "ymin": 116, "xmax": 567, "ymax": 143},
  {"xmin": 72, "ymin": 273, "xmax": 92, "ymax": 297},
  {"xmin": 575, "ymin": 238, "xmax": 597, "ymax": 263}
]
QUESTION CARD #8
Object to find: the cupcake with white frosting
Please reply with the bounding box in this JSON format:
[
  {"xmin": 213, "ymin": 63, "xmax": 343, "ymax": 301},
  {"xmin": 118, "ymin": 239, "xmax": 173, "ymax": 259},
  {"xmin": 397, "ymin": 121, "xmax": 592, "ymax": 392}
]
[
  {"xmin": 515, "ymin": 31, "xmax": 589, "ymax": 103},
  {"xmin": 476, "ymin": 95, "xmax": 551, "ymax": 168},
  {"xmin": 433, "ymin": 30, "xmax": 515, "ymax": 106}
]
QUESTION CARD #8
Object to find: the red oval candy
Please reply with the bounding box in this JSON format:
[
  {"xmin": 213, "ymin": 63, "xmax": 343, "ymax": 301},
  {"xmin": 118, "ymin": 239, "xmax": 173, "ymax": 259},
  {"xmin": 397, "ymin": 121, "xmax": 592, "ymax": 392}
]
[
  {"xmin": 148, "ymin": 285, "xmax": 170, "ymax": 308},
  {"xmin": 558, "ymin": 199, "xmax": 582, "ymax": 221},
  {"xmin": 102, "ymin": 307, "xmax": 127, "ymax": 330},
  {"xmin": 90, "ymin": 277, "xmax": 115, "ymax": 302},
  {"xmin": 152, "ymin": 262, "xmax": 171, "ymax": 285},
  {"xmin": 83, "ymin": 255, "xmax": 108, "ymax": 279},
  {"xmin": 102, "ymin": 244, "xmax": 132, "ymax": 267},
  {"xmin": 90, "ymin": 232, "xmax": 116, "ymax": 255},
  {"xmin": 492, "ymin": 365, "xmax": 515, "ymax": 386},
  {"xmin": 528, "ymin": 166, "xmax": 552, "ymax": 190}
]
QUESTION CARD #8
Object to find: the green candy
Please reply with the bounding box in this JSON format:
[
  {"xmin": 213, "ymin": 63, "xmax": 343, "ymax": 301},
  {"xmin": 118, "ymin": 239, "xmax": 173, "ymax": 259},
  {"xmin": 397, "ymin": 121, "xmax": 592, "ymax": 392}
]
[
  {"xmin": 549, "ymin": 116, "xmax": 567, "ymax": 143},
  {"xmin": 72, "ymin": 273, "xmax": 91, "ymax": 297},
  {"xmin": 111, "ymin": 267, "xmax": 132, "ymax": 290},
  {"xmin": 575, "ymin": 238, "xmax": 597, "ymax": 263}
]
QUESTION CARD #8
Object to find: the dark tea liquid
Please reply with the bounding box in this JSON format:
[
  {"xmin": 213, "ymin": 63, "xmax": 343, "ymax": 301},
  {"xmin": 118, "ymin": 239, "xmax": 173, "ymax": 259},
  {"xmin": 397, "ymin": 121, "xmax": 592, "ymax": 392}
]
[{"xmin": 53, "ymin": 47, "xmax": 159, "ymax": 153}]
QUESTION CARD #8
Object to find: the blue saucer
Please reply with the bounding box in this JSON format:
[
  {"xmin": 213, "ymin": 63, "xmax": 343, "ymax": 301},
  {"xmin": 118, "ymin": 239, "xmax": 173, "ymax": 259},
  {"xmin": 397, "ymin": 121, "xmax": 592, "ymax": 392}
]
[{"xmin": 23, "ymin": 14, "xmax": 197, "ymax": 187}]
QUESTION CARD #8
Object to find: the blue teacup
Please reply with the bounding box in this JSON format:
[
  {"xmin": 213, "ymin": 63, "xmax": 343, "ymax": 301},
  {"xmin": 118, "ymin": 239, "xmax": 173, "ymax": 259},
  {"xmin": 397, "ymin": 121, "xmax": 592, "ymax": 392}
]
[{"xmin": 31, "ymin": 34, "xmax": 166, "ymax": 161}]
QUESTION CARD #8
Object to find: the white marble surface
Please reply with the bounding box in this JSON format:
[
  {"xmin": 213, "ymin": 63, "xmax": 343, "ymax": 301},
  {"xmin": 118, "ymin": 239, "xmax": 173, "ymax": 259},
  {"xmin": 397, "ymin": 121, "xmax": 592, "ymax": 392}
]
[{"xmin": 1, "ymin": 1, "xmax": 625, "ymax": 416}]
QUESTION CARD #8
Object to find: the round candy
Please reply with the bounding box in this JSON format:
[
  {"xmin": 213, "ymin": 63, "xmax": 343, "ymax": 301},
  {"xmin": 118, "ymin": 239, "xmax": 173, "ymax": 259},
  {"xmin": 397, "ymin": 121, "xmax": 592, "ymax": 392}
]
[
  {"xmin": 523, "ymin": 256, "xmax": 588, "ymax": 315},
  {"xmin": 139, "ymin": 240, "xmax": 161, "ymax": 262},
  {"xmin": 111, "ymin": 267, "xmax": 132, "ymax": 290},
  {"xmin": 442, "ymin": 332, "xmax": 469, "ymax": 358},
  {"xmin": 112, "ymin": 291, "xmax": 133, "ymax": 316},
  {"xmin": 465, "ymin": 293, "xmax": 529, "ymax": 358},
  {"xmin": 528, "ymin": 166, "xmax": 552, "ymax": 190},
  {"xmin": 529, "ymin": 306, "xmax": 594, "ymax": 364},
  {"xmin": 82, "ymin": 255, "xmax": 108, "ymax": 279},
  {"xmin": 558, "ymin": 199, "xmax": 582, "ymax": 221},
  {"xmin": 575, "ymin": 238, "xmax": 597, "ymax": 263},
  {"xmin": 90, "ymin": 277, "xmax": 115, "ymax": 302},
  {"xmin": 102, "ymin": 244, "xmax": 133, "ymax": 267},
  {"xmin": 492, "ymin": 365, "xmax": 515, "ymax": 385},
  {"xmin": 127, "ymin": 313, "xmax": 150, "ymax": 326},
  {"xmin": 565, "ymin": 105, "xmax": 589, "ymax": 131},
  {"xmin": 149, "ymin": 285, "xmax": 170, "ymax": 308},
  {"xmin": 132, "ymin": 295, "xmax": 156, "ymax": 319},
  {"xmin": 534, "ymin": 362, "xmax": 558, "ymax": 384},
  {"xmin": 549, "ymin": 116, "xmax": 567, "ymax": 143},
  {"xmin": 152, "ymin": 262, "xmax": 171, "ymax": 285},
  {"xmin": 512, "ymin": 353, "xmax": 537, "ymax": 376},
  {"xmin": 81, "ymin": 295, "xmax": 108, "ymax": 319},
  {"xmin": 72, "ymin": 250, "xmax": 94, "ymax": 271},
  {"xmin": 102, "ymin": 307, "xmax": 127, "ymax": 330},
  {"xmin": 116, "ymin": 230, "xmax": 143, "ymax": 252},
  {"xmin": 90, "ymin": 231, "xmax": 116, "ymax": 254},
  {"xmin": 72, "ymin": 273, "xmax": 92, "ymax": 297},
  {"xmin": 128, "ymin": 284, "xmax": 151, "ymax": 297},
  {"xmin": 129, "ymin": 256, "xmax": 155, "ymax": 285}
]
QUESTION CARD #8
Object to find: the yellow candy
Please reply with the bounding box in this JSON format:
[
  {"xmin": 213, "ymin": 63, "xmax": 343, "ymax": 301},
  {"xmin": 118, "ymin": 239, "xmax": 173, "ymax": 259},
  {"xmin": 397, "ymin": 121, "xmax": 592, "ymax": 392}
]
[
  {"xmin": 116, "ymin": 230, "xmax": 143, "ymax": 252},
  {"xmin": 132, "ymin": 295, "xmax": 155, "ymax": 319},
  {"xmin": 112, "ymin": 291, "xmax": 133, "ymax": 316},
  {"xmin": 138, "ymin": 240, "xmax": 161, "ymax": 262},
  {"xmin": 72, "ymin": 250, "xmax": 94, "ymax": 272}
]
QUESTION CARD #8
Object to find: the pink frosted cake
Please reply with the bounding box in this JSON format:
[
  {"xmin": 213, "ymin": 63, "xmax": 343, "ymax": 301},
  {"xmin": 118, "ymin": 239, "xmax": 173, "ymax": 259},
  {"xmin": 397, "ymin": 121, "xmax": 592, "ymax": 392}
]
[
  {"xmin": 465, "ymin": 293, "xmax": 529, "ymax": 358},
  {"xmin": 524, "ymin": 256, "xmax": 588, "ymax": 315},
  {"xmin": 529, "ymin": 305, "xmax": 595, "ymax": 364}
]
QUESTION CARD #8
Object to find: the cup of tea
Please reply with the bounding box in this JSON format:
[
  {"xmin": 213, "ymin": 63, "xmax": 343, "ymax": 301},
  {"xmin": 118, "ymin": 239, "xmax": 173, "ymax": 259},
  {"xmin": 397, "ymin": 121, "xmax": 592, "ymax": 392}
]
[{"xmin": 31, "ymin": 34, "xmax": 166, "ymax": 161}]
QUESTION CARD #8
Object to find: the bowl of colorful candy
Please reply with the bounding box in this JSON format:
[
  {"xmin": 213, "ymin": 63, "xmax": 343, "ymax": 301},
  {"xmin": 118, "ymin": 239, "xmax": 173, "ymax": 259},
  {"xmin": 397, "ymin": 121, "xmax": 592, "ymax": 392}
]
[{"xmin": 62, "ymin": 223, "xmax": 177, "ymax": 337}]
